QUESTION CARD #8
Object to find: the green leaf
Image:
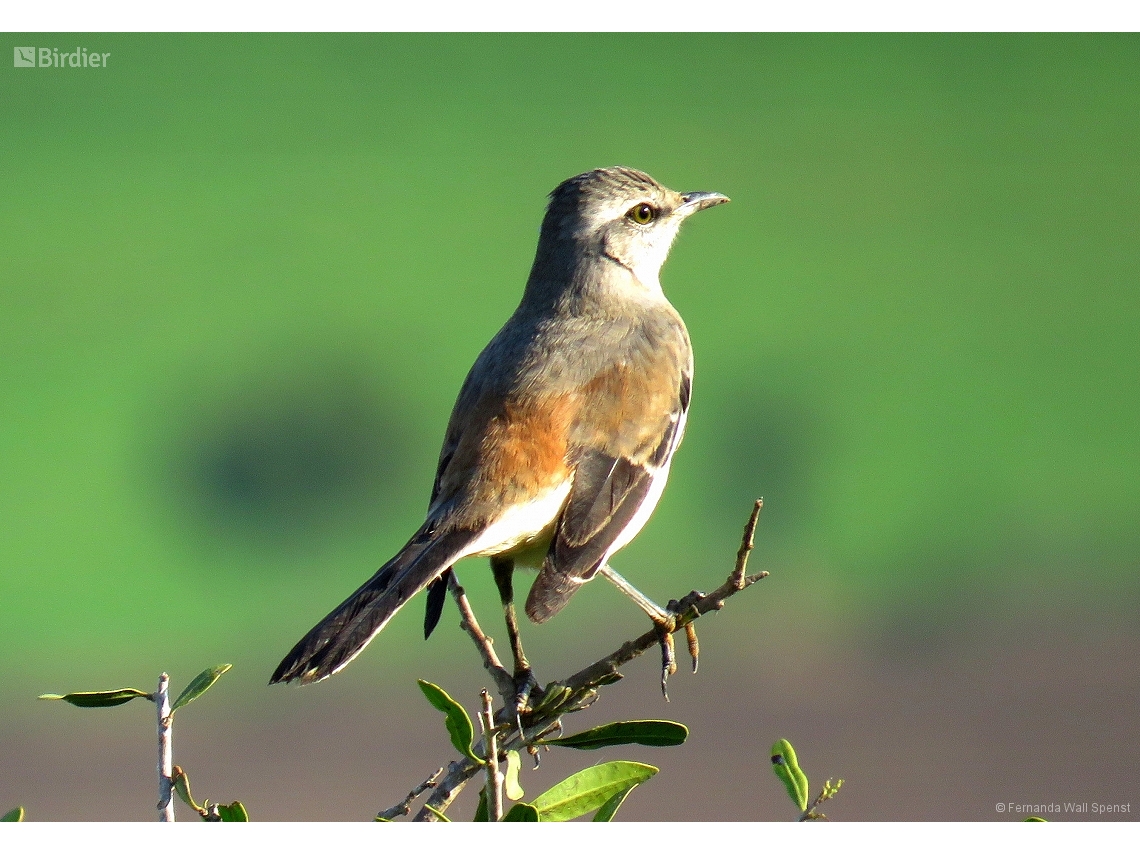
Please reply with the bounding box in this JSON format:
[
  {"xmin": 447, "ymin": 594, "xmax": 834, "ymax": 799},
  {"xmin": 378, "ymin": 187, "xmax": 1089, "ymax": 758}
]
[
  {"xmin": 592, "ymin": 784, "xmax": 638, "ymax": 822},
  {"xmin": 504, "ymin": 749, "xmax": 524, "ymax": 800},
  {"xmin": 170, "ymin": 665, "xmax": 232, "ymax": 714},
  {"xmin": 416, "ymin": 680, "xmax": 480, "ymax": 763},
  {"xmin": 540, "ymin": 720, "xmax": 688, "ymax": 750},
  {"xmin": 2, "ymin": 807, "xmax": 25, "ymax": 822},
  {"xmin": 38, "ymin": 688, "xmax": 151, "ymax": 708},
  {"xmin": 473, "ymin": 788, "xmax": 489, "ymax": 822},
  {"xmin": 771, "ymin": 739, "xmax": 810, "ymax": 812},
  {"xmin": 172, "ymin": 766, "xmax": 202, "ymax": 812},
  {"xmin": 502, "ymin": 803, "xmax": 539, "ymax": 822},
  {"xmin": 216, "ymin": 801, "xmax": 249, "ymax": 822},
  {"xmin": 532, "ymin": 761, "xmax": 657, "ymax": 822},
  {"xmin": 1025, "ymin": 816, "xmax": 1048, "ymax": 822},
  {"xmin": 530, "ymin": 682, "xmax": 572, "ymax": 715}
]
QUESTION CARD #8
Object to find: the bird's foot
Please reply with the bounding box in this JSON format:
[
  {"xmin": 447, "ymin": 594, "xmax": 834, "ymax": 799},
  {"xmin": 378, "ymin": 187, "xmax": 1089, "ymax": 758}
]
[
  {"xmin": 511, "ymin": 666, "xmax": 540, "ymax": 736},
  {"xmin": 654, "ymin": 590, "xmax": 704, "ymax": 701},
  {"xmin": 596, "ymin": 566, "xmax": 705, "ymax": 697}
]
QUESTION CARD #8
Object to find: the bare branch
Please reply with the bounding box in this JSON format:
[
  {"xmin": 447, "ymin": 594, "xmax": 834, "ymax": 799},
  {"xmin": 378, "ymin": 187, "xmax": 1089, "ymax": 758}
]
[
  {"xmin": 375, "ymin": 767, "xmax": 445, "ymax": 821},
  {"xmin": 447, "ymin": 573, "xmax": 516, "ymax": 705},
  {"xmin": 156, "ymin": 673, "xmax": 174, "ymax": 822},
  {"xmin": 733, "ymin": 498, "xmax": 764, "ymax": 588},
  {"xmin": 479, "ymin": 689, "xmax": 504, "ymax": 821},
  {"xmin": 414, "ymin": 758, "xmax": 480, "ymax": 821}
]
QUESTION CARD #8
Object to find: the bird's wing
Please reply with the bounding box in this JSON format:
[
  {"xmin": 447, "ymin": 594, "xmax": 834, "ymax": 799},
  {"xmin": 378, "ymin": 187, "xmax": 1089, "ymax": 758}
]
[{"xmin": 524, "ymin": 356, "xmax": 692, "ymax": 624}]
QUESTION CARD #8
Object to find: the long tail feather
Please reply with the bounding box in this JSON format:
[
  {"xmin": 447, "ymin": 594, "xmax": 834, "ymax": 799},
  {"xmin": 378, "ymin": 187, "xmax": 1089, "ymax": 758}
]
[{"xmin": 270, "ymin": 528, "xmax": 473, "ymax": 685}]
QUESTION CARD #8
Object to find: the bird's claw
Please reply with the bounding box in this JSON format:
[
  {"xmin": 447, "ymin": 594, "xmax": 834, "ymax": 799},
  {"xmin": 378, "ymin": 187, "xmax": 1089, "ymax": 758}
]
[
  {"xmin": 685, "ymin": 623, "xmax": 700, "ymax": 674},
  {"xmin": 656, "ymin": 591, "xmax": 705, "ymax": 699},
  {"xmin": 512, "ymin": 668, "xmax": 540, "ymax": 736},
  {"xmin": 656, "ymin": 622, "xmax": 678, "ymax": 700}
]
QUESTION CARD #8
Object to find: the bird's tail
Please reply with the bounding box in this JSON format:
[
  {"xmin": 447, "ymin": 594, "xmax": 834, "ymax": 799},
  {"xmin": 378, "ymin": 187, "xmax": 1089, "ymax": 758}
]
[{"xmin": 270, "ymin": 526, "xmax": 475, "ymax": 685}]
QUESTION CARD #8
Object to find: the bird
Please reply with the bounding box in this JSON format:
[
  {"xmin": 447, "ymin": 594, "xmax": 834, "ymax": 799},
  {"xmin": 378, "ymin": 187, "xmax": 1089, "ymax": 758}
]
[{"xmin": 271, "ymin": 167, "xmax": 729, "ymax": 708}]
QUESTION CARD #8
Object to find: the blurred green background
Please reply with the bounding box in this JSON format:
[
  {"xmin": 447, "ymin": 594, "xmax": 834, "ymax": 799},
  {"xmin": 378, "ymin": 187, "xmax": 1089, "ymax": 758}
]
[{"xmin": 2, "ymin": 33, "xmax": 1137, "ymax": 821}]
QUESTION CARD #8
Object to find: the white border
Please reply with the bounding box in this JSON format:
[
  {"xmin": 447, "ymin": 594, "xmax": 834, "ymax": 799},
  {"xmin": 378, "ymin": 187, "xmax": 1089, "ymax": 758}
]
[
  {"xmin": 4, "ymin": 1, "xmax": 1140, "ymax": 33},
  {"xmin": 0, "ymin": 819, "xmax": 1131, "ymax": 850}
]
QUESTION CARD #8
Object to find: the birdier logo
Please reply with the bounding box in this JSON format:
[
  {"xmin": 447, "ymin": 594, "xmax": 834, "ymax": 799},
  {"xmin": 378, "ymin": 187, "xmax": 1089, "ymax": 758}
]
[{"xmin": 14, "ymin": 46, "xmax": 111, "ymax": 68}]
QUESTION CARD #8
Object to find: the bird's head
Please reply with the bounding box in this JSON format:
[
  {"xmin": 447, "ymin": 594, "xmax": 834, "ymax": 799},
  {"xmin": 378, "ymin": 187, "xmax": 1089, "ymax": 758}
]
[{"xmin": 536, "ymin": 166, "xmax": 729, "ymax": 295}]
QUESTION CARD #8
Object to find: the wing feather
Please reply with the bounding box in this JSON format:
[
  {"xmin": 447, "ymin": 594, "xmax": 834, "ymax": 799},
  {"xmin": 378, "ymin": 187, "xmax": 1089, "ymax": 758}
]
[{"xmin": 524, "ymin": 365, "xmax": 691, "ymax": 624}]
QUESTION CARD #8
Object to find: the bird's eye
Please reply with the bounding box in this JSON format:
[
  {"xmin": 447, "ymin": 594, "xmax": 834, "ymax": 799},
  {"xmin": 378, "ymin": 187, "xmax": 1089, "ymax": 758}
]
[{"xmin": 627, "ymin": 203, "xmax": 657, "ymax": 225}]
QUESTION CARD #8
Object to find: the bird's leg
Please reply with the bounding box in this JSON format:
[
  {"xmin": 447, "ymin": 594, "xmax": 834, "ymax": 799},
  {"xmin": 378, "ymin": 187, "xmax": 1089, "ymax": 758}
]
[
  {"xmin": 597, "ymin": 564, "xmax": 703, "ymax": 700},
  {"xmin": 597, "ymin": 564, "xmax": 672, "ymax": 621},
  {"xmin": 491, "ymin": 557, "xmax": 539, "ymax": 730}
]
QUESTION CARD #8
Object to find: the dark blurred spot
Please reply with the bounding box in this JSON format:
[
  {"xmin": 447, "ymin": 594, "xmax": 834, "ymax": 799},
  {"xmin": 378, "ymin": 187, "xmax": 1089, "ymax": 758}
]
[
  {"xmin": 873, "ymin": 600, "xmax": 959, "ymax": 664},
  {"xmin": 170, "ymin": 363, "xmax": 418, "ymax": 549},
  {"xmin": 710, "ymin": 388, "xmax": 822, "ymax": 540}
]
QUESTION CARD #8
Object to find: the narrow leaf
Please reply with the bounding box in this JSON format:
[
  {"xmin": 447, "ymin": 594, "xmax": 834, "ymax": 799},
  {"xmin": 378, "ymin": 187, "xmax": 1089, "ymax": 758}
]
[
  {"xmin": 531, "ymin": 683, "xmax": 572, "ymax": 715},
  {"xmin": 1025, "ymin": 816, "xmax": 1048, "ymax": 822},
  {"xmin": 416, "ymin": 680, "xmax": 480, "ymax": 763},
  {"xmin": 504, "ymin": 750, "xmax": 524, "ymax": 801},
  {"xmin": 502, "ymin": 803, "xmax": 539, "ymax": 822},
  {"xmin": 39, "ymin": 689, "xmax": 151, "ymax": 708},
  {"xmin": 473, "ymin": 788, "xmax": 489, "ymax": 822},
  {"xmin": 171, "ymin": 766, "xmax": 202, "ymax": 812},
  {"xmin": 216, "ymin": 801, "xmax": 249, "ymax": 822},
  {"xmin": 771, "ymin": 739, "xmax": 810, "ymax": 812},
  {"xmin": 2, "ymin": 807, "xmax": 25, "ymax": 822},
  {"xmin": 592, "ymin": 785, "xmax": 638, "ymax": 822},
  {"xmin": 171, "ymin": 665, "xmax": 232, "ymax": 713},
  {"xmin": 541, "ymin": 720, "xmax": 688, "ymax": 750},
  {"xmin": 532, "ymin": 761, "xmax": 657, "ymax": 822}
]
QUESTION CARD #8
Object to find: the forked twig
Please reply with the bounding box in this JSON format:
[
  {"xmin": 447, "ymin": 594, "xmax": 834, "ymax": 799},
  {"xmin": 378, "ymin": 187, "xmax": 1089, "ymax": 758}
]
[{"xmin": 375, "ymin": 767, "xmax": 445, "ymax": 821}]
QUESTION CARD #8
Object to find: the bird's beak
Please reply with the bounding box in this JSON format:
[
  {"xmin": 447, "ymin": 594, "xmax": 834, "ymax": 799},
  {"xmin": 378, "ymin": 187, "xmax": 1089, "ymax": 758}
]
[{"xmin": 679, "ymin": 191, "xmax": 730, "ymax": 216}]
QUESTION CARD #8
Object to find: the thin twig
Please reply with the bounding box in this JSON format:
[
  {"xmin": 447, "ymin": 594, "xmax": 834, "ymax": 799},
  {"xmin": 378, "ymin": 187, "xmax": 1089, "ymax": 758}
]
[
  {"xmin": 733, "ymin": 499, "xmax": 763, "ymax": 588},
  {"xmin": 562, "ymin": 500, "xmax": 767, "ymax": 698},
  {"xmin": 479, "ymin": 689, "xmax": 503, "ymax": 821},
  {"xmin": 375, "ymin": 767, "xmax": 445, "ymax": 820},
  {"xmin": 156, "ymin": 673, "xmax": 174, "ymax": 822},
  {"xmin": 412, "ymin": 502, "xmax": 770, "ymax": 821},
  {"xmin": 447, "ymin": 573, "xmax": 516, "ymax": 705},
  {"xmin": 415, "ymin": 758, "xmax": 476, "ymax": 821},
  {"xmin": 798, "ymin": 778, "xmax": 844, "ymax": 821}
]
